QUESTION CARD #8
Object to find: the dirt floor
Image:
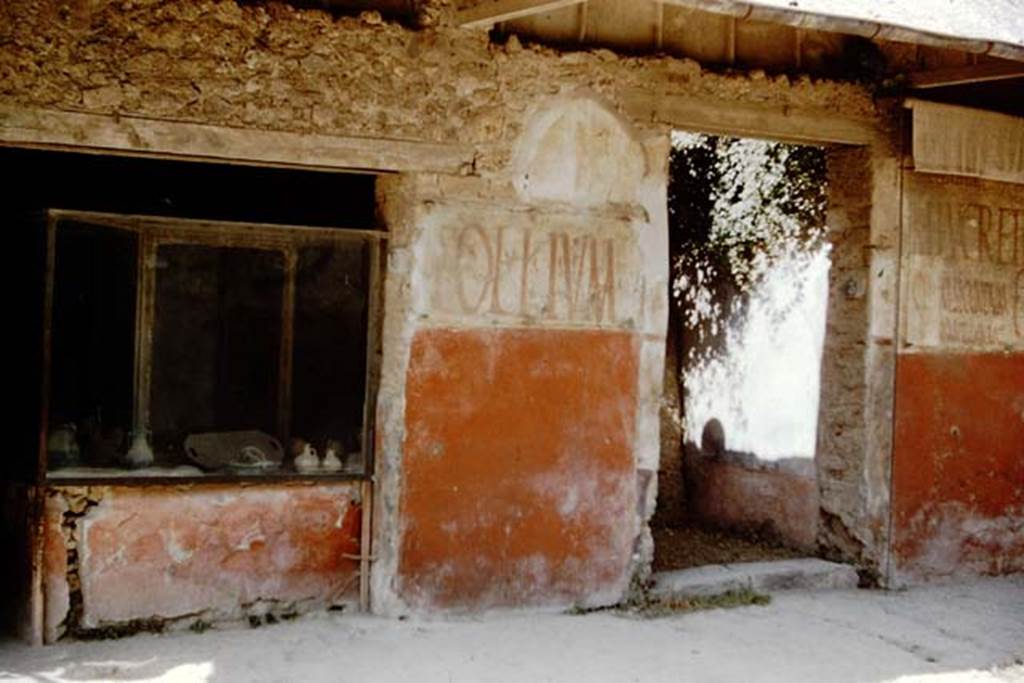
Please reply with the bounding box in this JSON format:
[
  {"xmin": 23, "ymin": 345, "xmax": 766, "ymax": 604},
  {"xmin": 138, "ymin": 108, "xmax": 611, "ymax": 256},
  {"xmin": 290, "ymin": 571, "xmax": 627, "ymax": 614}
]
[{"xmin": 651, "ymin": 521, "xmax": 804, "ymax": 572}]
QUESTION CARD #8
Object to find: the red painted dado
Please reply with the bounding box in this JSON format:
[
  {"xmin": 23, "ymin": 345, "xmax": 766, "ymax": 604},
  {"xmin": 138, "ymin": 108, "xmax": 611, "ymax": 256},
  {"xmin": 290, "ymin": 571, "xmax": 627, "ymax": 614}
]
[
  {"xmin": 685, "ymin": 455, "xmax": 819, "ymax": 551},
  {"xmin": 892, "ymin": 352, "xmax": 1024, "ymax": 582},
  {"xmin": 398, "ymin": 327, "xmax": 640, "ymax": 609},
  {"xmin": 42, "ymin": 494, "xmax": 69, "ymax": 643},
  {"xmin": 73, "ymin": 484, "xmax": 361, "ymax": 628}
]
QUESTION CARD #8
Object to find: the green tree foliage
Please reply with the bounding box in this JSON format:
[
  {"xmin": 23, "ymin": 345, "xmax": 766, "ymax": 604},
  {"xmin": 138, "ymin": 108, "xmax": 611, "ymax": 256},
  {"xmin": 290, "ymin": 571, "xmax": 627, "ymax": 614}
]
[{"xmin": 668, "ymin": 133, "xmax": 828, "ymax": 364}]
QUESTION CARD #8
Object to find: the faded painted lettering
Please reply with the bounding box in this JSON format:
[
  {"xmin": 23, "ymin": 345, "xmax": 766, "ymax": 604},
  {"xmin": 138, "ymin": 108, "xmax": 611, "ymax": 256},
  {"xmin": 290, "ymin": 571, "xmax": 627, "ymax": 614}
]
[
  {"xmin": 426, "ymin": 211, "xmax": 638, "ymax": 330},
  {"xmin": 910, "ymin": 200, "xmax": 1023, "ymax": 267},
  {"xmin": 903, "ymin": 174, "xmax": 1024, "ymax": 350},
  {"xmin": 456, "ymin": 225, "xmax": 619, "ymax": 324}
]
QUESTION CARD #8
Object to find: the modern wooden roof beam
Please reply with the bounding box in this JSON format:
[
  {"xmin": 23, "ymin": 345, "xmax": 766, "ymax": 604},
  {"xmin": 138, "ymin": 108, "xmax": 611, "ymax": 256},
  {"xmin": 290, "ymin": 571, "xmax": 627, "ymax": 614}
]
[{"xmin": 457, "ymin": 0, "xmax": 586, "ymax": 29}]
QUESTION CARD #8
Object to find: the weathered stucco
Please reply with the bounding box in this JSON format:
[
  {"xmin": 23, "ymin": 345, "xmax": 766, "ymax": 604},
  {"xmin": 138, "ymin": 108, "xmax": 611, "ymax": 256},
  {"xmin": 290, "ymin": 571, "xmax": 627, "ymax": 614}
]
[
  {"xmin": 371, "ymin": 93, "xmax": 669, "ymax": 612},
  {"xmin": 891, "ymin": 172, "xmax": 1024, "ymax": 584},
  {"xmin": 815, "ymin": 144, "xmax": 900, "ymax": 580},
  {"xmin": 399, "ymin": 327, "xmax": 639, "ymax": 609},
  {"xmin": 41, "ymin": 483, "xmax": 361, "ymax": 641},
  {"xmin": 892, "ymin": 353, "xmax": 1024, "ymax": 581},
  {"xmin": 1, "ymin": 0, "xmax": 935, "ymax": 631}
]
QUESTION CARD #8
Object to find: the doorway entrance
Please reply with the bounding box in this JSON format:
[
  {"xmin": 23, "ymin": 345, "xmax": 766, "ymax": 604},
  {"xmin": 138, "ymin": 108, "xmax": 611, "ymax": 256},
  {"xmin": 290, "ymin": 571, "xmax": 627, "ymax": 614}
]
[{"xmin": 653, "ymin": 131, "xmax": 831, "ymax": 572}]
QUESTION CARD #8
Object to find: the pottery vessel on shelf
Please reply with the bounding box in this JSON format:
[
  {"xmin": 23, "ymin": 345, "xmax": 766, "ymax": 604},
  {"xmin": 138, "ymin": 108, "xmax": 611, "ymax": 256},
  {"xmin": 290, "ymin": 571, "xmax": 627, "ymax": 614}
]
[
  {"xmin": 122, "ymin": 430, "xmax": 154, "ymax": 469},
  {"xmin": 294, "ymin": 442, "xmax": 319, "ymax": 473},
  {"xmin": 321, "ymin": 446, "xmax": 343, "ymax": 473}
]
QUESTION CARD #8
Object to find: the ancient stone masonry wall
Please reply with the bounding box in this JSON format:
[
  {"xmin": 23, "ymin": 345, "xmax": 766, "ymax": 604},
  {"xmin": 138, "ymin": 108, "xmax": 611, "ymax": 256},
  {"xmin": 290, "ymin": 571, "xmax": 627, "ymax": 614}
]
[
  {"xmin": 0, "ymin": 0, "xmax": 876, "ymax": 175},
  {"xmin": 1, "ymin": 0, "xmax": 895, "ymax": 616},
  {"xmin": 816, "ymin": 144, "xmax": 901, "ymax": 582}
]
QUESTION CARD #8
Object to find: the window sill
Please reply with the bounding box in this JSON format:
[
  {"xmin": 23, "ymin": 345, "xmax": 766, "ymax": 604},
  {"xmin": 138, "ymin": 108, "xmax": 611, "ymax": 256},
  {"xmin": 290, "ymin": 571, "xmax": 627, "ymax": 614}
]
[{"xmin": 45, "ymin": 466, "xmax": 370, "ymax": 487}]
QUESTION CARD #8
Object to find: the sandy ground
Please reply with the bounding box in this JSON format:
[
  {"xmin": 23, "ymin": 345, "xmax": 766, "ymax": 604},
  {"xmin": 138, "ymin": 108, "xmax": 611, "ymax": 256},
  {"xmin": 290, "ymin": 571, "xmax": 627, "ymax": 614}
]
[
  {"xmin": 1, "ymin": 577, "xmax": 1021, "ymax": 683},
  {"xmin": 651, "ymin": 523, "xmax": 803, "ymax": 571}
]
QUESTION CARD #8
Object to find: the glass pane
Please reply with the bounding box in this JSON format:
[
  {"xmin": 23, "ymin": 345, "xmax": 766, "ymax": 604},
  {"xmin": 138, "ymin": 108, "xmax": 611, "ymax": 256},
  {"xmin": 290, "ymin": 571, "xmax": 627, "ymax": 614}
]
[
  {"xmin": 48, "ymin": 221, "xmax": 137, "ymax": 471},
  {"xmin": 290, "ymin": 242, "xmax": 370, "ymax": 473},
  {"xmin": 150, "ymin": 245, "xmax": 284, "ymax": 466}
]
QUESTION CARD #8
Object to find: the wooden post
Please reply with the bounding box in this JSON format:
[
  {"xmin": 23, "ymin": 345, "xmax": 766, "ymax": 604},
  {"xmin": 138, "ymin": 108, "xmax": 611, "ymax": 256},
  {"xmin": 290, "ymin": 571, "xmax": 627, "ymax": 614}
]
[
  {"xmin": 132, "ymin": 232, "xmax": 157, "ymax": 438},
  {"xmin": 278, "ymin": 247, "xmax": 297, "ymax": 443},
  {"xmin": 359, "ymin": 478, "xmax": 373, "ymax": 612}
]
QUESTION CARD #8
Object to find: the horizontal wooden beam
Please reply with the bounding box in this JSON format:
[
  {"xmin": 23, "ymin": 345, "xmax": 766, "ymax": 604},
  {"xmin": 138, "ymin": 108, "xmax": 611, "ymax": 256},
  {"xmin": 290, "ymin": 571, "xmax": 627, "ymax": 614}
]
[
  {"xmin": 907, "ymin": 61, "xmax": 1024, "ymax": 89},
  {"xmin": 0, "ymin": 104, "xmax": 474, "ymax": 174},
  {"xmin": 621, "ymin": 89, "xmax": 884, "ymax": 146},
  {"xmin": 458, "ymin": 0, "xmax": 585, "ymax": 28}
]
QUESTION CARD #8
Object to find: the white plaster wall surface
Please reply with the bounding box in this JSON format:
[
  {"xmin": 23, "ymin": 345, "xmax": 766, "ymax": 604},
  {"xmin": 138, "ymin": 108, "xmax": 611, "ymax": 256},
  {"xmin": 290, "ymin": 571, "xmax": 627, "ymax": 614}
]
[
  {"xmin": 863, "ymin": 146, "xmax": 902, "ymax": 579},
  {"xmin": 371, "ymin": 174, "xmax": 426, "ymax": 617},
  {"xmin": 511, "ymin": 95, "xmax": 649, "ymax": 207}
]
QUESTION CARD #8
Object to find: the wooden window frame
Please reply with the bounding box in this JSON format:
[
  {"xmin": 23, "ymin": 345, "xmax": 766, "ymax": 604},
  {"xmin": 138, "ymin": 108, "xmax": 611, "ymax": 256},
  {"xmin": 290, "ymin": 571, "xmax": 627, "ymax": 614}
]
[{"xmin": 39, "ymin": 208, "xmax": 386, "ymax": 486}]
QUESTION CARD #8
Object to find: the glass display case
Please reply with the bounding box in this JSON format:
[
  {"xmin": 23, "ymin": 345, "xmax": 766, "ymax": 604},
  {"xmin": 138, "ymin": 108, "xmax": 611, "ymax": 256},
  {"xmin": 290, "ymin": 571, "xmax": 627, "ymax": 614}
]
[{"xmin": 39, "ymin": 210, "xmax": 383, "ymax": 483}]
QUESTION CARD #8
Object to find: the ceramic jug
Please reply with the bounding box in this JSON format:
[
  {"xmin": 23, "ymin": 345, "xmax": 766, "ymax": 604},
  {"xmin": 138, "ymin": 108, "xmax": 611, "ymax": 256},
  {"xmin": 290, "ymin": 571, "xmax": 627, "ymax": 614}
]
[{"xmin": 295, "ymin": 442, "xmax": 319, "ymax": 473}]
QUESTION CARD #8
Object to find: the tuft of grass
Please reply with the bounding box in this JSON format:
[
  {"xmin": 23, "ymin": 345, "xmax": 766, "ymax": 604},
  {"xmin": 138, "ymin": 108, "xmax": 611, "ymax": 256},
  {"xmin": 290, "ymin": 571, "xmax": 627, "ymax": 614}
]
[
  {"xmin": 636, "ymin": 587, "xmax": 771, "ymax": 618},
  {"xmin": 74, "ymin": 617, "xmax": 166, "ymax": 640},
  {"xmin": 565, "ymin": 585, "xmax": 771, "ymax": 618},
  {"xmin": 189, "ymin": 619, "xmax": 212, "ymax": 634},
  {"xmin": 565, "ymin": 603, "xmax": 612, "ymax": 616}
]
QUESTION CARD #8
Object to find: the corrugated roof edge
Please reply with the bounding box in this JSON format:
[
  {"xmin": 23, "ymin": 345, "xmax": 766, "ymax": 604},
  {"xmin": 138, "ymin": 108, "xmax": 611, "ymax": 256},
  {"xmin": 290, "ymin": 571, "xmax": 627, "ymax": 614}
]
[{"xmin": 662, "ymin": 0, "xmax": 1024, "ymax": 62}]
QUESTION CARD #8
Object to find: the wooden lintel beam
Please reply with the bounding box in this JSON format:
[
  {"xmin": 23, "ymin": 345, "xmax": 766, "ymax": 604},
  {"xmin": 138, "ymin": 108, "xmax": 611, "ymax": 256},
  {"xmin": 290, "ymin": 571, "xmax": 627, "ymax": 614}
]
[
  {"xmin": 0, "ymin": 104, "xmax": 474, "ymax": 174},
  {"xmin": 621, "ymin": 89, "xmax": 883, "ymax": 146},
  {"xmin": 907, "ymin": 61, "xmax": 1024, "ymax": 89},
  {"xmin": 457, "ymin": 0, "xmax": 585, "ymax": 28}
]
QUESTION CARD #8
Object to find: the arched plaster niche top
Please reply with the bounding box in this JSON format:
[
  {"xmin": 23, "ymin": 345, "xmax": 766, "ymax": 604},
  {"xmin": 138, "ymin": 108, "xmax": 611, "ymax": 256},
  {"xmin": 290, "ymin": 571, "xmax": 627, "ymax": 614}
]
[{"xmin": 511, "ymin": 92, "xmax": 649, "ymax": 207}]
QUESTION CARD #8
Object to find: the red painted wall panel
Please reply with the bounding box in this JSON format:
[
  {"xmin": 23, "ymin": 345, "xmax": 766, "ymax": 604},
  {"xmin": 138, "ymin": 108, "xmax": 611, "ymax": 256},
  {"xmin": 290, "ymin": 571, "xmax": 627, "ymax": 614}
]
[
  {"xmin": 399, "ymin": 327, "xmax": 639, "ymax": 609},
  {"xmin": 892, "ymin": 352, "xmax": 1024, "ymax": 581},
  {"xmin": 75, "ymin": 484, "xmax": 361, "ymax": 628}
]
